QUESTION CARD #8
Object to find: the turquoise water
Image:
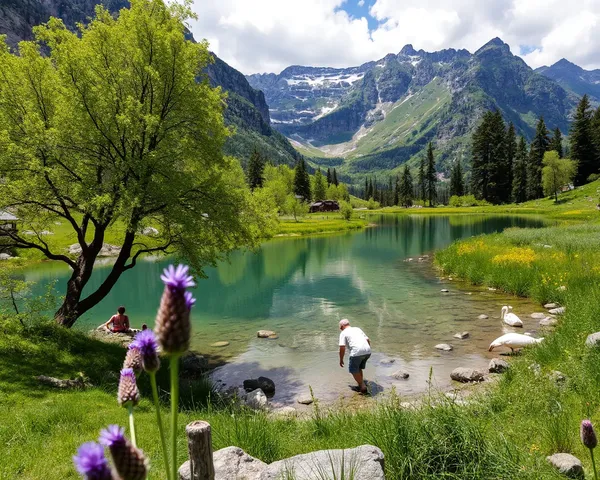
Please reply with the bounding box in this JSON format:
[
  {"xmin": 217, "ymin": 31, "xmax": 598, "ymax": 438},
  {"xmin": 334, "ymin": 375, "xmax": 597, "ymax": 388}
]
[{"xmin": 23, "ymin": 214, "xmax": 546, "ymax": 404}]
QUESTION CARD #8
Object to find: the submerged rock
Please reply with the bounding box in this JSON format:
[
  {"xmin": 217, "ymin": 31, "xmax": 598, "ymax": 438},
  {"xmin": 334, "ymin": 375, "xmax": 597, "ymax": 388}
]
[
  {"xmin": 435, "ymin": 343, "xmax": 453, "ymax": 351},
  {"xmin": 530, "ymin": 312, "xmax": 547, "ymax": 319},
  {"xmin": 450, "ymin": 368, "xmax": 484, "ymax": 383},
  {"xmin": 453, "ymin": 331, "xmax": 470, "ymax": 339},
  {"xmin": 211, "ymin": 341, "xmax": 230, "ymax": 347},
  {"xmin": 257, "ymin": 330, "xmax": 278, "ymax": 339},
  {"xmin": 440, "ymin": 289, "xmax": 449, "ymax": 293},
  {"xmin": 391, "ymin": 370, "xmax": 410, "ymax": 380},
  {"xmin": 478, "ymin": 314, "xmax": 489, "ymax": 320},
  {"xmin": 539, "ymin": 317, "xmax": 558, "ymax": 327},
  {"xmin": 489, "ymin": 358, "xmax": 509, "ymax": 374},
  {"xmin": 380, "ymin": 358, "xmax": 396, "ymax": 365},
  {"xmin": 546, "ymin": 453, "xmax": 584, "ymax": 479}
]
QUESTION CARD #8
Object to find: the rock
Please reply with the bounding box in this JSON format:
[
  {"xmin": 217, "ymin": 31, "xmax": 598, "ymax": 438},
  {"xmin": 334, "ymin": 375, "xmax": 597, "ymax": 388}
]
[
  {"xmin": 181, "ymin": 353, "xmax": 208, "ymax": 377},
  {"xmin": 68, "ymin": 243, "xmax": 122, "ymax": 257},
  {"xmin": 37, "ymin": 374, "xmax": 92, "ymax": 389},
  {"xmin": 549, "ymin": 370, "xmax": 567, "ymax": 384},
  {"xmin": 245, "ymin": 389, "xmax": 268, "ymax": 410},
  {"xmin": 539, "ymin": 317, "xmax": 558, "ymax": 327},
  {"xmin": 297, "ymin": 394, "xmax": 314, "ymax": 405},
  {"xmin": 450, "ymin": 367, "xmax": 485, "ymax": 383},
  {"xmin": 243, "ymin": 377, "xmax": 275, "ymax": 396},
  {"xmin": 391, "ymin": 370, "xmax": 410, "ymax": 380},
  {"xmin": 453, "ymin": 331, "xmax": 469, "ymax": 339},
  {"xmin": 530, "ymin": 312, "xmax": 547, "ymax": 319},
  {"xmin": 39, "ymin": 230, "xmax": 54, "ymax": 235},
  {"xmin": 586, "ymin": 332, "xmax": 600, "ymax": 347},
  {"xmin": 544, "ymin": 303, "xmax": 559, "ymax": 309},
  {"xmin": 435, "ymin": 343, "xmax": 453, "ymax": 351},
  {"xmin": 441, "ymin": 289, "xmax": 449, "ymax": 293},
  {"xmin": 380, "ymin": 358, "xmax": 396, "ymax": 365},
  {"xmin": 489, "ymin": 358, "xmax": 509, "ymax": 374},
  {"xmin": 22, "ymin": 230, "xmax": 35, "ymax": 235},
  {"xmin": 488, "ymin": 287, "xmax": 497, "ymax": 291},
  {"xmin": 448, "ymin": 277, "xmax": 453, "ymax": 280},
  {"xmin": 88, "ymin": 326, "xmax": 137, "ymax": 347},
  {"xmin": 211, "ymin": 341, "xmax": 230, "ymax": 347},
  {"xmin": 478, "ymin": 314, "xmax": 489, "ymax": 320},
  {"xmin": 549, "ymin": 307, "xmax": 566, "ymax": 315},
  {"xmin": 0, "ymin": 253, "xmax": 12, "ymax": 260},
  {"xmin": 261, "ymin": 445, "xmax": 385, "ymax": 480},
  {"xmin": 546, "ymin": 453, "xmax": 584, "ymax": 479},
  {"xmin": 141, "ymin": 226, "xmax": 159, "ymax": 236},
  {"xmin": 257, "ymin": 330, "xmax": 278, "ymax": 339},
  {"xmin": 271, "ymin": 406, "xmax": 297, "ymax": 418},
  {"xmin": 529, "ymin": 363, "xmax": 541, "ymax": 376},
  {"xmin": 543, "ymin": 244, "xmax": 553, "ymax": 249},
  {"xmin": 179, "ymin": 446, "xmax": 268, "ymax": 480}
]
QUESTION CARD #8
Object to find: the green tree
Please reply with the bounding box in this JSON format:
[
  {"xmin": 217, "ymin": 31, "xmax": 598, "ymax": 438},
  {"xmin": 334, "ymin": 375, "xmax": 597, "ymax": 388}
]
[
  {"xmin": 570, "ymin": 94, "xmax": 598, "ymax": 185},
  {"xmin": 340, "ymin": 201, "xmax": 353, "ymax": 221},
  {"xmin": 399, "ymin": 164, "xmax": 414, "ymax": 207},
  {"xmin": 326, "ymin": 168, "xmax": 332, "ymax": 185},
  {"xmin": 471, "ymin": 111, "xmax": 493, "ymax": 201},
  {"xmin": 527, "ymin": 116, "xmax": 550, "ymax": 200},
  {"xmin": 449, "ymin": 159, "xmax": 464, "ymax": 197},
  {"xmin": 312, "ymin": 168, "xmax": 327, "ymax": 201},
  {"xmin": 284, "ymin": 194, "xmax": 309, "ymax": 222},
  {"xmin": 293, "ymin": 158, "xmax": 311, "ymax": 201},
  {"xmin": 512, "ymin": 136, "xmax": 528, "ymax": 203},
  {"xmin": 418, "ymin": 157, "xmax": 426, "ymax": 202},
  {"xmin": 337, "ymin": 183, "xmax": 350, "ymax": 202},
  {"xmin": 247, "ymin": 149, "xmax": 265, "ymax": 190},
  {"xmin": 504, "ymin": 122, "xmax": 517, "ymax": 201},
  {"xmin": 393, "ymin": 176, "xmax": 399, "ymax": 206},
  {"xmin": 263, "ymin": 164, "xmax": 294, "ymax": 213},
  {"xmin": 0, "ymin": 0, "xmax": 275, "ymax": 327},
  {"xmin": 471, "ymin": 111, "xmax": 507, "ymax": 203},
  {"xmin": 332, "ymin": 168, "xmax": 339, "ymax": 186},
  {"xmin": 550, "ymin": 127, "xmax": 564, "ymax": 158},
  {"xmin": 542, "ymin": 151, "xmax": 577, "ymax": 202},
  {"xmin": 425, "ymin": 142, "xmax": 437, "ymax": 206}
]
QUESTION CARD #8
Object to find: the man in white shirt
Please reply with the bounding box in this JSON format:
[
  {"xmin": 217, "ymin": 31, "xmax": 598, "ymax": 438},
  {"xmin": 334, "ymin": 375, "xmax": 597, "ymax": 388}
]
[{"xmin": 338, "ymin": 318, "xmax": 371, "ymax": 394}]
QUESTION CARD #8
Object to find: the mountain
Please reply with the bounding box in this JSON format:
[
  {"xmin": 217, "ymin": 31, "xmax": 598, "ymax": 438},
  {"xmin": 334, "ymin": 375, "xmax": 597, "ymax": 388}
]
[
  {"xmin": 536, "ymin": 59, "xmax": 600, "ymax": 102},
  {"xmin": 248, "ymin": 38, "xmax": 577, "ymax": 179},
  {"xmin": 0, "ymin": 0, "xmax": 301, "ymax": 167}
]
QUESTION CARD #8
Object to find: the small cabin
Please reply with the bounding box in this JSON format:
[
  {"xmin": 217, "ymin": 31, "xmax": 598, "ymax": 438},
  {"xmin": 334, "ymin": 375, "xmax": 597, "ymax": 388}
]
[
  {"xmin": 309, "ymin": 200, "xmax": 340, "ymax": 213},
  {"xmin": 0, "ymin": 210, "xmax": 18, "ymax": 254}
]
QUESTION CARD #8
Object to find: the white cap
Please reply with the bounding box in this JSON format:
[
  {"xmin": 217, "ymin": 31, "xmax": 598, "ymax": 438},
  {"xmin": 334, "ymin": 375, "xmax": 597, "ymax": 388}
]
[{"xmin": 339, "ymin": 319, "xmax": 350, "ymax": 327}]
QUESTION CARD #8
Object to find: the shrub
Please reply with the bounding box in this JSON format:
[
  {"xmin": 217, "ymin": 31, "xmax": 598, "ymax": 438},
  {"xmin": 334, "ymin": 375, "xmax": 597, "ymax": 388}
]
[
  {"xmin": 366, "ymin": 198, "xmax": 380, "ymax": 210},
  {"xmin": 340, "ymin": 201, "xmax": 353, "ymax": 221}
]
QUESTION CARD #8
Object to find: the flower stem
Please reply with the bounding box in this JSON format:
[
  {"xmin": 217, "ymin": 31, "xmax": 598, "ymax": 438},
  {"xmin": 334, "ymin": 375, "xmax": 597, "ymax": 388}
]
[
  {"xmin": 150, "ymin": 371, "xmax": 171, "ymax": 480},
  {"xmin": 591, "ymin": 448, "xmax": 598, "ymax": 480},
  {"xmin": 128, "ymin": 405, "xmax": 137, "ymax": 448},
  {"xmin": 170, "ymin": 355, "xmax": 181, "ymax": 480}
]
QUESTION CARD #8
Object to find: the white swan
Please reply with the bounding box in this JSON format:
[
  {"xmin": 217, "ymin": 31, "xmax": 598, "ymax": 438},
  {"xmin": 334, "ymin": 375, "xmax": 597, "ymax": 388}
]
[
  {"xmin": 501, "ymin": 306, "xmax": 523, "ymax": 327},
  {"xmin": 488, "ymin": 333, "xmax": 544, "ymax": 352}
]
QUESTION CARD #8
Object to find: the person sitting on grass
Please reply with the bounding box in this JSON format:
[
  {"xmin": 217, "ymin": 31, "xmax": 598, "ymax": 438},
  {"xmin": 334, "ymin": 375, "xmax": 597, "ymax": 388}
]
[
  {"xmin": 338, "ymin": 318, "xmax": 371, "ymax": 394},
  {"xmin": 102, "ymin": 306, "xmax": 131, "ymax": 333}
]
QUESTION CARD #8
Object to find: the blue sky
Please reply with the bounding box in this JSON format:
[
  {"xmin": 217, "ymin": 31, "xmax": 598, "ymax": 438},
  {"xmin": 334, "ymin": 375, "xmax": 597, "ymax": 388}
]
[{"xmin": 338, "ymin": 0, "xmax": 380, "ymax": 31}]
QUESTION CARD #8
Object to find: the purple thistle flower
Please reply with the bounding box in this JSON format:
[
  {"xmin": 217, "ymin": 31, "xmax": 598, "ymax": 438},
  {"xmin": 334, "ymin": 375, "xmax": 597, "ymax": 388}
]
[
  {"xmin": 131, "ymin": 330, "xmax": 160, "ymax": 372},
  {"xmin": 160, "ymin": 264, "xmax": 195, "ymax": 291},
  {"xmin": 184, "ymin": 291, "xmax": 196, "ymax": 310},
  {"xmin": 73, "ymin": 442, "xmax": 113, "ymax": 480},
  {"xmin": 118, "ymin": 368, "xmax": 140, "ymax": 407},
  {"xmin": 581, "ymin": 419, "xmax": 598, "ymax": 449},
  {"xmin": 123, "ymin": 347, "xmax": 142, "ymax": 373},
  {"xmin": 99, "ymin": 425, "xmax": 149, "ymax": 480}
]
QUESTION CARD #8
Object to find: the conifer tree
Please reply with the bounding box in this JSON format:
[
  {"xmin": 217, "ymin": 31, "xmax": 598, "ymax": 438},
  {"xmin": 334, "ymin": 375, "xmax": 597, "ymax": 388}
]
[
  {"xmin": 570, "ymin": 94, "xmax": 598, "ymax": 185},
  {"xmin": 425, "ymin": 142, "xmax": 437, "ymax": 206},
  {"xmin": 393, "ymin": 175, "xmax": 399, "ymax": 206},
  {"xmin": 326, "ymin": 168, "xmax": 332, "ymax": 185},
  {"xmin": 418, "ymin": 157, "xmax": 426, "ymax": 202},
  {"xmin": 399, "ymin": 164, "xmax": 414, "ymax": 207},
  {"xmin": 504, "ymin": 122, "xmax": 517, "ymax": 201},
  {"xmin": 368, "ymin": 178, "xmax": 374, "ymax": 199},
  {"xmin": 527, "ymin": 116, "xmax": 550, "ymax": 199},
  {"xmin": 293, "ymin": 158, "xmax": 311, "ymax": 201},
  {"xmin": 332, "ymin": 168, "xmax": 339, "ymax": 186},
  {"xmin": 550, "ymin": 127, "xmax": 564, "ymax": 158},
  {"xmin": 512, "ymin": 136, "xmax": 528, "ymax": 203},
  {"xmin": 449, "ymin": 159, "xmax": 464, "ymax": 197},
  {"xmin": 364, "ymin": 177, "xmax": 369, "ymax": 199},
  {"xmin": 247, "ymin": 149, "xmax": 265, "ymax": 190}
]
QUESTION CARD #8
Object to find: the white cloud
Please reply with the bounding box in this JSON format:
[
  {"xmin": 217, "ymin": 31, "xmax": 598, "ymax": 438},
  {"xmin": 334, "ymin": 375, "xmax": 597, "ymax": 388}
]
[
  {"xmin": 188, "ymin": 0, "xmax": 600, "ymax": 74},
  {"xmin": 358, "ymin": 0, "xmax": 365, "ymax": 6}
]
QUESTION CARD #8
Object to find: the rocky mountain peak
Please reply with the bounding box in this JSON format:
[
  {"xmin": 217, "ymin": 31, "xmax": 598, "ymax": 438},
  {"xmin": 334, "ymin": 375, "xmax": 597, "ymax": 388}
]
[
  {"xmin": 399, "ymin": 44, "xmax": 419, "ymax": 56},
  {"xmin": 475, "ymin": 37, "xmax": 511, "ymax": 56}
]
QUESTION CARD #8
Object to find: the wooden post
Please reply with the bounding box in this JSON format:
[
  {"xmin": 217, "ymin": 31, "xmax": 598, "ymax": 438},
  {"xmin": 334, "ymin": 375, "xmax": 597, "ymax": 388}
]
[{"xmin": 185, "ymin": 421, "xmax": 215, "ymax": 480}]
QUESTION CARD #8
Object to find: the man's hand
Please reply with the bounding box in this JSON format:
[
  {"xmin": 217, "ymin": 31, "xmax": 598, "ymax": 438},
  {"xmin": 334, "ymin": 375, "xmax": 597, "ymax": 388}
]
[
  {"xmin": 339, "ymin": 345, "xmax": 345, "ymax": 368},
  {"xmin": 339, "ymin": 360, "xmax": 344, "ymax": 368}
]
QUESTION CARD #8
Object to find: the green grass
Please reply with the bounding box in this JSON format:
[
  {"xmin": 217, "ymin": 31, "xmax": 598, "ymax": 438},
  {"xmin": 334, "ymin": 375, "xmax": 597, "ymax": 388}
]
[{"xmin": 276, "ymin": 213, "xmax": 368, "ymax": 236}]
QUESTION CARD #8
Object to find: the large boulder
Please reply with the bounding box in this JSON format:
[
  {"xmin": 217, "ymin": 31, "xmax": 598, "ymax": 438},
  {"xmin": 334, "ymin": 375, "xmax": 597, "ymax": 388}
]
[
  {"xmin": 0, "ymin": 253, "xmax": 12, "ymax": 260},
  {"xmin": 261, "ymin": 445, "xmax": 385, "ymax": 480},
  {"xmin": 435, "ymin": 344, "xmax": 453, "ymax": 351},
  {"xmin": 243, "ymin": 377, "xmax": 275, "ymax": 396},
  {"xmin": 546, "ymin": 453, "xmax": 584, "ymax": 479},
  {"xmin": 257, "ymin": 330, "xmax": 278, "ymax": 339},
  {"xmin": 450, "ymin": 368, "xmax": 485, "ymax": 383},
  {"xmin": 142, "ymin": 226, "xmax": 159, "ymax": 236},
  {"xmin": 245, "ymin": 389, "xmax": 268, "ymax": 410},
  {"xmin": 179, "ymin": 446, "xmax": 268, "ymax": 480},
  {"xmin": 489, "ymin": 358, "xmax": 509, "ymax": 374},
  {"xmin": 586, "ymin": 332, "xmax": 600, "ymax": 347},
  {"xmin": 88, "ymin": 326, "xmax": 136, "ymax": 347}
]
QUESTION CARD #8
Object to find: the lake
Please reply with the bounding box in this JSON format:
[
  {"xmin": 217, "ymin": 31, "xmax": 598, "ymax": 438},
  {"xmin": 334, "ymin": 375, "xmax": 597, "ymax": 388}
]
[{"xmin": 23, "ymin": 214, "xmax": 546, "ymax": 405}]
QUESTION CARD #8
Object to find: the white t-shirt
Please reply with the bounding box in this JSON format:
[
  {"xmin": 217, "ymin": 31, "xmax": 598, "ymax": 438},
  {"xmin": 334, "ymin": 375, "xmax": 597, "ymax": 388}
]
[{"xmin": 339, "ymin": 326, "xmax": 371, "ymax": 357}]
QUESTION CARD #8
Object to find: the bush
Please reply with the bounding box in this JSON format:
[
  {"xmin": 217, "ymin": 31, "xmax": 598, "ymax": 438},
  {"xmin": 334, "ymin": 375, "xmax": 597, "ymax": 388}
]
[
  {"xmin": 366, "ymin": 197, "xmax": 380, "ymax": 210},
  {"xmin": 340, "ymin": 201, "xmax": 353, "ymax": 221},
  {"xmin": 449, "ymin": 195, "xmax": 491, "ymax": 207}
]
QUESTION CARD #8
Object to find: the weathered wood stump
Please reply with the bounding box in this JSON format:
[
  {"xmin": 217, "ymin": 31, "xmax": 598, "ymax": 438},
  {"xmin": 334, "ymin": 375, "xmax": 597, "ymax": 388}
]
[{"xmin": 184, "ymin": 421, "xmax": 215, "ymax": 480}]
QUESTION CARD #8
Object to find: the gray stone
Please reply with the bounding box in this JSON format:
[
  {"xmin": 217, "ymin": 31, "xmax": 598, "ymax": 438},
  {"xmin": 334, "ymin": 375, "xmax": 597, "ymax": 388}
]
[
  {"xmin": 435, "ymin": 343, "xmax": 453, "ymax": 351},
  {"xmin": 453, "ymin": 331, "xmax": 470, "ymax": 339},
  {"xmin": 68, "ymin": 243, "xmax": 122, "ymax": 257},
  {"xmin": 179, "ymin": 446, "xmax": 268, "ymax": 480},
  {"xmin": 245, "ymin": 389, "xmax": 268, "ymax": 410},
  {"xmin": 271, "ymin": 406, "xmax": 297, "ymax": 418},
  {"xmin": 539, "ymin": 317, "xmax": 558, "ymax": 327},
  {"xmin": 549, "ymin": 307, "xmax": 566, "ymax": 315},
  {"xmin": 211, "ymin": 341, "xmax": 230, "ymax": 347},
  {"xmin": 88, "ymin": 326, "xmax": 138, "ymax": 347},
  {"xmin": 488, "ymin": 287, "xmax": 497, "ymax": 291},
  {"xmin": 0, "ymin": 253, "xmax": 12, "ymax": 260},
  {"xmin": 478, "ymin": 314, "xmax": 489, "ymax": 320},
  {"xmin": 544, "ymin": 303, "xmax": 559, "ymax": 309},
  {"xmin": 530, "ymin": 312, "xmax": 547, "ymax": 319},
  {"xmin": 441, "ymin": 289, "xmax": 449, "ymax": 293},
  {"xmin": 380, "ymin": 358, "xmax": 396, "ymax": 365},
  {"xmin": 257, "ymin": 330, "xmax": 278, "ymax": 339},
  {"xmin": 546, "ymin": 453, "xmax": 584, "ymax": 479},
  {"xmin": 529, "ymin": 363, "xmax": 541, "ymax": 376},
  {"xmin": 37, "ymin": 374, "xmax": 92, "ymax": 389},
  {"xmin": 549, "ymin": 370, "xmax": 567, "ymax": 384},
  {"xmin": 261, "ymin": 445, "xmax": 385, "ymax": 480},
  {"xmin": 296, "ymin": 394, "xmax": 314, "ymax": 405},
  {"xmin": 39, "ymin": 230, "xmax": 54, "ymax": 235},
  {"xmin": 585, "ymin": 332, "xmax": 600, "ymax": 347},
  {"xmin": 181, "ymin": 353, "xmax": 208, "ymax": 377},
  {"xmin": 243, "ymin": 377, "xmax": 275, "ymax": 396},
  {"xmin": 142, "ymin": 226, "xmax": 159, "ymax": 236},
  {"xmin": 450, "ymin": 367, "xmax": 485, "ymax": 383},
  {"xmin": 489, "ymin": 358, "xmax": 509, "ymax": 374},
  {"xmin": 391, "ymin": 370, "xmax": 410, "ymax": 380}
]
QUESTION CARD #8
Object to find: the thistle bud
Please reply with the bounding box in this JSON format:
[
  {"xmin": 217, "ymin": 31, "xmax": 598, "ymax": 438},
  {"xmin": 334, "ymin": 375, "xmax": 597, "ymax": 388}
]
[
  {"xmin": 154, "ymin": 264, "xmax": 195, "ymax": 355},
  {"xmin": 118, "ymin": 368, "xmax": 140, "ymax": 407},
  {"xmin": 73, "ymin": 441, "xmax": 114, "ymax": 480},
  {"xmin": 581, "ymin": 419, "xmax": 598, "ymax": 449},
  {"xmin": 130, "ymin": 330, "xmax": 160, "ymax": 373},
  {"xmin": 123, "ymin": 347, "xmax": 142, "ymax": 374},
  {"xmin": 99, "ymin": 425, "xmax": 148, "ymax": 480}
]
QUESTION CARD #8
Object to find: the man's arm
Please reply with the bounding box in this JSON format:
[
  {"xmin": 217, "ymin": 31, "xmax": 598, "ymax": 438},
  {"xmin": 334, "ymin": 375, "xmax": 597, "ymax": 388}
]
[{"xmin": 339, "ymin": 346, "xmax": 345, "ymax": 367}]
